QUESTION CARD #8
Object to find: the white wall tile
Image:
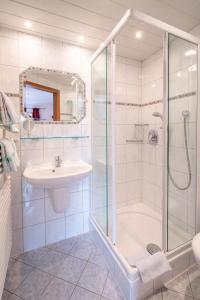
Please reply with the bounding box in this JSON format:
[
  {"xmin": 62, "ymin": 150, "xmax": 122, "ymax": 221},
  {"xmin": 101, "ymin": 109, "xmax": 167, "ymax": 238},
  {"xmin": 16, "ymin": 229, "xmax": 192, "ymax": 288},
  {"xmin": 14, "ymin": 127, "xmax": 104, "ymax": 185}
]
[
  {"xmin": 66, "ymin": 213, "xmax": 84, "ymax": 238},
  {"xmin": 0, "ymin": 36, "xmax": 19, "ymax": 66},
  {"xmin": 23, "ymin": 199, "xmax": 45, "ymax": 227},
  {"xmin": 11, "ymin": 229, "xmax": 23, "ymax": 257},
  {"xmin": 21, "ymin": 149, "xmax": 44, "ymax": 171},
  {"xmin": 12, "ymin": 204, "xmax": 22, "ymax": 230},
  {"xmin": 11, "ymin": 175, "xmax": 22, "ymax": 204},
  {"xmin": 0, "ymin": 26, "xmax": 92, "ymax": 254},
  {"xmin": 23, "ymin": 224, "xmax": 45, "ymax": 252},
  {"xmin": 23, "ymin": 180, "xmax": 44, "ymax": 202},
  {"xmin": 45, "ymin": 218, "xmax": 65, "ymax": 244}
]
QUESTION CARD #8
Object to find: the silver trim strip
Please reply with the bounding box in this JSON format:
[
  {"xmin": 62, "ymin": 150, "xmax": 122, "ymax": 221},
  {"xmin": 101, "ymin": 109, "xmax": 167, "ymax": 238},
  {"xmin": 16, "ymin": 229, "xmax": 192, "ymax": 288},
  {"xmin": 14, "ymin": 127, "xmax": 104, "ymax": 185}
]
[
  {"xmin": 90, "ymin": 9, "xmax": 132, "ymax": 64},
  {"xmin": 163, "ymin": 32, "xmax": 168, "ymax": 252},
  {"xmin": 196, "ymin": 43, "xmax": 200, "ymax": 233}
]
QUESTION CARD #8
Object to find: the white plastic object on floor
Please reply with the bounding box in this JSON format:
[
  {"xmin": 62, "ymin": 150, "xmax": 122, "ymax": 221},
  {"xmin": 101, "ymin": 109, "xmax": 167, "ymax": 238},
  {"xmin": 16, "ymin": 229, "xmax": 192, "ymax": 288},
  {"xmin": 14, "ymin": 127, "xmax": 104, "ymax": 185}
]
[{"xmin": 192, "ymin": 233, "xmax": 200, "ymax": 265}]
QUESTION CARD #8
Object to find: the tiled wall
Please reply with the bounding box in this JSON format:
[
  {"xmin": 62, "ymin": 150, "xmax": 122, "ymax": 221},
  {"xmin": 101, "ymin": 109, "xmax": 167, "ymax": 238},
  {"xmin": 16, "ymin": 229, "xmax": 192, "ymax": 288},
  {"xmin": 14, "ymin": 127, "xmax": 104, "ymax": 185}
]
[
  {"xmin": 141, "ymin": 39, "xmax": 198, "ymax": 249},
  {"xmin": 0, "ymin": 26, "xmax": 92, "ymax": 255},
  {"xmin": 115, "ymin": 56, "xmax": 142, "ymax": 208},
  {"xmin": 0, "ymin": 23, "xmax": 198, "ymax": 256},
  {"xmin": 115, "ymin": 52, "xmax": 163, "ymax": 212},
  {"xmin": 115, "ymin": 40, "xmax": 197, "ymax": 251},
  {"xmin": 167, "ymin": 37, "xmax": 197, "ymax": 249},
  {"xmin": 141, "ymin": 50, "xmax": 163, "ymax": 212}
]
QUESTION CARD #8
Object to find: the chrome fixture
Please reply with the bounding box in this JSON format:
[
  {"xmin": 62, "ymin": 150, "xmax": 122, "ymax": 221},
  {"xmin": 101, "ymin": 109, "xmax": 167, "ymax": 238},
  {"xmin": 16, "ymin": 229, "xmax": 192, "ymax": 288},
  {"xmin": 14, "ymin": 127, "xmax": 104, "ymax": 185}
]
[
  {"xmin": 55, "ymin": 156, "xmax": 62, "ymax": 168},
  {"xmin": 182, "ymin": 110, "xmax": 190, "ymax": 118},
  {"xmin": 148, "ymin": 129, "xmax": 158, "ymax": 145},
  {"xmin": 168, "ymin": 110, "xmax": 191, "ymax": 190},
  {"xmin": 146, "ymin": 243, "xmax": 161, "ymax": 255},
  {"xmin": 152, "ymin": 112, "xmax": 163, "ymax": 120}
]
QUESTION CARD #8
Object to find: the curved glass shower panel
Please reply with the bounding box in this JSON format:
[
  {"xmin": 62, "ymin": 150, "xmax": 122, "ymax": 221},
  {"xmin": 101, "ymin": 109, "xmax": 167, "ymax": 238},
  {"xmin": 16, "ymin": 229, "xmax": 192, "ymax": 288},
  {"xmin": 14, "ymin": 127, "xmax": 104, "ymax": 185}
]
[
  {"xmin": 167, "ymin": 34, "xmax": 198, "ymax": 251},
  {"xmin": 91, "ymin": 48, "xmax": 109, "ymax": 235}
]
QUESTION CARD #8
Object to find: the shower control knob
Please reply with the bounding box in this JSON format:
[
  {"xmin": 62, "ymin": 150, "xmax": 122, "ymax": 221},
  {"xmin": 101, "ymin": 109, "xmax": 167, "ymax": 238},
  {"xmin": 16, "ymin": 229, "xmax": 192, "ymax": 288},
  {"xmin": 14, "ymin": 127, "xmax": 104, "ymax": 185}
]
[{"xmin": 148, "ymin": 129, "xmax": 158, "ymax": 145}]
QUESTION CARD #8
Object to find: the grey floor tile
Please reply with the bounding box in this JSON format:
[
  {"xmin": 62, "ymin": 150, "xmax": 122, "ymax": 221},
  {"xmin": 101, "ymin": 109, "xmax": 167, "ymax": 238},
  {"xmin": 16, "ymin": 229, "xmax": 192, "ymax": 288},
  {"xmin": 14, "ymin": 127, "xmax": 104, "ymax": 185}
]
[
  {"xmin": 1, "ymin": 290, "xmax": 12, "ymax": 300},
  {"xmin": 15, "ymin": 269, "xmax": 53, "ymax": 300},
  {"xmin": 70, "ymin": 286, "xmax": 101, "ymax": 300},
  {"xmin": 39, "ymin": 277, "xmax": 75, "ymax": 300},
  {"xmin": 38, "ymin": 249, "xmax": 66, "ymax": 276},
  {"xmin": 4, "ymin": 260, "xmax": 34, "ymax": 292},
  {"xmin": 75, "ymin": 232, "xmax": 95, "ymax": 246},
  {"xmin": 47, "ymin": 237, "xmax": 77, "ymax": 254},
  {"xmin": 102, "ymin": 272, "xmax": 125, "ymax": 300},
  {"xmin": 9, "ymin": 295, "xmax": 23, "ymax": 300},
  {"xmin": 188, "ymin": 265, "xmax": 200, "ymax": 299},
  {"xmin": 146, "ymin": 290, "xmax": 162, "ymax": 300},
  {"xmin": 78, "ymin": 262, "xmax": 108, "ymax": 295},
  {"xmin": 18, "ymin": 247, "xmax": 66, "ymax": 276},
  {"xmin": 89, "ymin": 247, "xmax": 109, "ymax": 270},
  {"xmin": 165, "ymin": 272, "xmax": 193, "ymax": 296},
  {"xmin": 70, "ymin": 242, "xmax": 97, "ymax": 261},
  {"xmin": 18, "ymin": 247, "xmax": 50, "ymax": 266},
  {"xmin": 162, "ymin": 289, "xmax": 193, "ymax": 299},
  {"xmin": 7, "ymin": 259, "xmax": 17, "ymax": 269},
  {"xmin": 56, "ymin": 255, "xmax": 87, "ymax": 284}
]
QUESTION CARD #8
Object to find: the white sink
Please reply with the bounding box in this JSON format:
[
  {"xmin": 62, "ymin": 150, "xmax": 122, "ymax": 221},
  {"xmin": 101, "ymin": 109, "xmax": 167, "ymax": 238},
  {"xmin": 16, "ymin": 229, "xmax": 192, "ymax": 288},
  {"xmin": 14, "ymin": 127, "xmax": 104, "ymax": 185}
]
[
  {"xmin": 23, "ymin": 161, "xmax": 92, "ymax": 189},
  {"xmin": 23, "ymin": 162, "xmax": 92, "ymax": 213}
]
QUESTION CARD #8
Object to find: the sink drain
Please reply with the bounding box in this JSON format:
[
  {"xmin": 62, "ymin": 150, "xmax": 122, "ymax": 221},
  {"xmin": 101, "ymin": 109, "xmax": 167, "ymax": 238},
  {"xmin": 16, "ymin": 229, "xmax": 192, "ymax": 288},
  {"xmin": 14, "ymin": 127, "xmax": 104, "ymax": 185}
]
[{"xmin": 146, "ymin": 243, "xmax": 161, "ymax": 255}]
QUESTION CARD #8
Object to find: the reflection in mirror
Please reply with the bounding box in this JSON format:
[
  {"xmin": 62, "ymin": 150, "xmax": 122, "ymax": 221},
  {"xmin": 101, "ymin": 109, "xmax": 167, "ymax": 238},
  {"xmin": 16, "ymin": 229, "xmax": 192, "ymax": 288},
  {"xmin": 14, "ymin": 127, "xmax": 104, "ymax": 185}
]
[{"xmin": 19, "ymin": 67, "xmax": 86, "ymax": 123}]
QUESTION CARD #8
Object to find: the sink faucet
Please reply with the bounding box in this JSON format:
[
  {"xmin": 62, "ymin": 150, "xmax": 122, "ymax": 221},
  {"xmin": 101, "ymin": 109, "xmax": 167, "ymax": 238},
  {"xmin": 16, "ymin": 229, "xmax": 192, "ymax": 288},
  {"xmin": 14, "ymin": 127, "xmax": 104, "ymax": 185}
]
[{"xmin": 55, "ymin": 156, "xmax": 62, "ymax": 168}]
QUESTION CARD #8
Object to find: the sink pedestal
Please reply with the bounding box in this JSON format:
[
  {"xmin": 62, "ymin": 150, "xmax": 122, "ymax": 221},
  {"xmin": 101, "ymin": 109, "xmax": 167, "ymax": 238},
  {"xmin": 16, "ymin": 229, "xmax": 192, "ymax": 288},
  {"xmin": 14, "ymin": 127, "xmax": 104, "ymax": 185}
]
[{"xmin": 48, "ymin": 187, "xmax": 71, "ymax": 213}]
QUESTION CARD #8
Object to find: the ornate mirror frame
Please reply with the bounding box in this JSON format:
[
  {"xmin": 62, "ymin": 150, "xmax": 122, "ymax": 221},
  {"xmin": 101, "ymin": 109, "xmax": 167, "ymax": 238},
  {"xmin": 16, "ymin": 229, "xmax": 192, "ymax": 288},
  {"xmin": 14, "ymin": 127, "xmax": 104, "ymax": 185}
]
[{"xmin": 19, "ymin": 66, "xmax": 87, "ymax": 124}]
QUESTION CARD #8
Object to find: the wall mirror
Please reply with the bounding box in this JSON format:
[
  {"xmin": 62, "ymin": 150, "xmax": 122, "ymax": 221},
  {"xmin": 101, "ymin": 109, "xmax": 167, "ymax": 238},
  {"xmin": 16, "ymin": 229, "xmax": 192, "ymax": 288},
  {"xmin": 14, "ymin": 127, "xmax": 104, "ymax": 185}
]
[{"xmin": 19, "ymin": 67, "xmax": 86, "ymax": 123}]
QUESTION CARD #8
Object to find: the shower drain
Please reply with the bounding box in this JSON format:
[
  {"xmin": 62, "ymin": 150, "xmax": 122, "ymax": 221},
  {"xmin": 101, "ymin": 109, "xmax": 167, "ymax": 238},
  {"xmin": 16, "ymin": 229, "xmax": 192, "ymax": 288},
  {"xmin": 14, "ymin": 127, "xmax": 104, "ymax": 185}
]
[{"xmin": 146, "ymin": 243, "xmax": 161, "ymax": 255}]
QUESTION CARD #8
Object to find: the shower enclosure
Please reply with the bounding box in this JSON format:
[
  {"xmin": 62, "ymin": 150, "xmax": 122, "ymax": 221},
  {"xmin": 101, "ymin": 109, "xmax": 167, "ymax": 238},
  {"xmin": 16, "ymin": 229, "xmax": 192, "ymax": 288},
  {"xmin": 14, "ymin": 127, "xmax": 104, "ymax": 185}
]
[{"xmin": 91, "ymin": 9, "xmax": 199, "ymax": 298}]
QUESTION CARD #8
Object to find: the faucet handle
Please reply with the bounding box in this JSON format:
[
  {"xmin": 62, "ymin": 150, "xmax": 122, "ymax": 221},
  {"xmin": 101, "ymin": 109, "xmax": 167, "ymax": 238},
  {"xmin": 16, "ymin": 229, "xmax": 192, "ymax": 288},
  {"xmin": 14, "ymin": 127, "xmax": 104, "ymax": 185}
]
[{"xmin": 55, "ymin": 155, "xmax": 62, "ymax": 166}]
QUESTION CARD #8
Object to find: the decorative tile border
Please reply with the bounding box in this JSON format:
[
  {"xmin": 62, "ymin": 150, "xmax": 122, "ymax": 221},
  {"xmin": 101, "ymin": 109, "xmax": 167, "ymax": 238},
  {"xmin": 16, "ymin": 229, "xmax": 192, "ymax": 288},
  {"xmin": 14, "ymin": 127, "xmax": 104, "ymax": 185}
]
[
  {"xmin": 93, "ymin": 91, "xmax": 196, "ymax": 107},
  {"xmin": 169, "ymin": 91, "xmax": 196, "ymax": 101},
  {"xmin": 5, "ymin": 93, "xmax": 20, "ymax": 98}
]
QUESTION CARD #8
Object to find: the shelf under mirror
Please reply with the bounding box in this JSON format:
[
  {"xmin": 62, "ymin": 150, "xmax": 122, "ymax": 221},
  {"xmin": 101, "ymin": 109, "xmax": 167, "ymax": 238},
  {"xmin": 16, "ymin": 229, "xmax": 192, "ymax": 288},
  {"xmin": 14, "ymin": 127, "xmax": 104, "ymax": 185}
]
[{"xmin": 20, "ymin": 136, "xmax": 90, "ymax": 140}]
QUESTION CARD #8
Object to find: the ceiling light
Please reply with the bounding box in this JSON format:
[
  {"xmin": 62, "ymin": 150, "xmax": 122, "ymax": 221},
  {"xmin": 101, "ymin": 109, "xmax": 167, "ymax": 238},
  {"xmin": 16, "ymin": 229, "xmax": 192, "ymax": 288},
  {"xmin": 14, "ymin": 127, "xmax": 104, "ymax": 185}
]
[
  {"xmin": 78, "ymin": 35, "xmax": 84, "ymax": 42},
  {"xmin": 185, "ymin": 49, "xmax": 197, "ymax": 57},
  {"xmin": 188, "ymin": 64, "xmax": 197, "ymax": 72},
  {"xmin": 136, "ymin": 31, "xmax": 142, "ymax": 39},
  {"xmin": 101, "ymin": 42, "xmax": 105, "ymax": 47},
  {"xmin": 177, "ymin": 71, "xmax": 181, "ymax": 77},
  {"xmin": 24, "ymin": 20, "xmax": 32, "ymax": 29}
]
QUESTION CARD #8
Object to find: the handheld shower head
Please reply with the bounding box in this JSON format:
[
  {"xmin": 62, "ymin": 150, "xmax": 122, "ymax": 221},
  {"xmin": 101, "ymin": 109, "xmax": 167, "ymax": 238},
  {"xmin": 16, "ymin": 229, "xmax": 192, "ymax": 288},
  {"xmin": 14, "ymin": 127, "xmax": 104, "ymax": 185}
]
[{"xmin": 152, "ymin": 112, "xmax": 163, "ymax": 120}]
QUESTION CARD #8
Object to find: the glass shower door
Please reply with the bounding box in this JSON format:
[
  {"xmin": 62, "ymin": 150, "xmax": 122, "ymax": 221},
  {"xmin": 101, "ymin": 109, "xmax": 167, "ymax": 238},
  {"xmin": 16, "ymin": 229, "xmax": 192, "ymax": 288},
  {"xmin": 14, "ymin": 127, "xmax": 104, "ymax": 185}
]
[
  {"xmin": 91, "ymin": 48, "xmax": 109, "ymax": 235},
  {"xmin": 167, "ymin": 34, "xmax": 198, "ymax": 251}
]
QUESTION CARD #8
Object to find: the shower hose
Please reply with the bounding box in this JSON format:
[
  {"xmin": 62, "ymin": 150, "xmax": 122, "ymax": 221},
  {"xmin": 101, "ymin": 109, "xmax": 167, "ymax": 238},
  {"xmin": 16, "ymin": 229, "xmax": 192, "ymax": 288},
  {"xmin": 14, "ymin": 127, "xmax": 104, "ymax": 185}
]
[{"xmin": 168, "ymin": 115, "xmax": 191, "ymax": 190}]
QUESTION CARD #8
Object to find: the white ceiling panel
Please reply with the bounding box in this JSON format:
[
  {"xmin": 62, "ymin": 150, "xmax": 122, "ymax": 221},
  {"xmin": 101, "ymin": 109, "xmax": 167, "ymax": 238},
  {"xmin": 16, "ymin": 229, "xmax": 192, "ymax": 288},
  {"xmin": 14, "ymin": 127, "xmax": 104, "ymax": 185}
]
[
  {"xmin": 0, "ymin": 0, "xmax": 199, "ymax": 61},
  {"xmin": 112, "ymin": 0, "xmax": 200, "ymax": 31},
  {"xmin": 161, "ymin": 0, "xmax": 200, "ymax": 20}
]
